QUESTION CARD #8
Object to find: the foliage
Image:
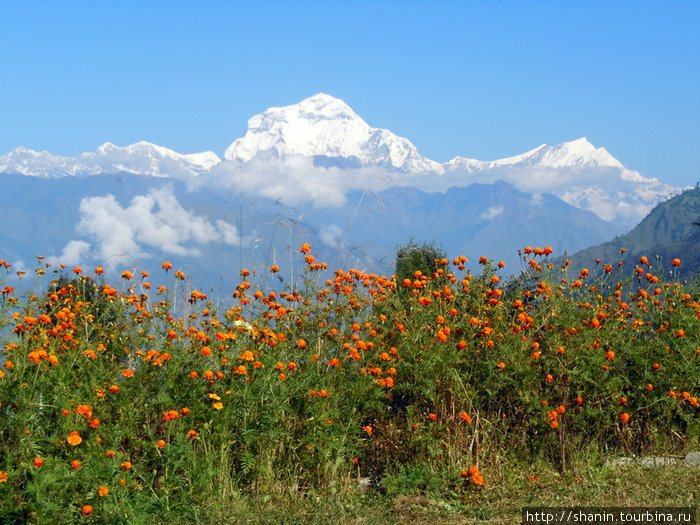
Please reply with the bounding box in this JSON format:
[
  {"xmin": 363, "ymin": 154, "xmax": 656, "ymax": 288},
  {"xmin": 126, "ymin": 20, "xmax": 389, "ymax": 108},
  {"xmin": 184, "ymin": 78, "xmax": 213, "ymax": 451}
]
[
  {"xmin": 0, "ymin": 245, "xmax": 698, "ymax": 522},
  {"xmin": 394, "ymin": 240, "xmax": 447, "ymax": 284}
]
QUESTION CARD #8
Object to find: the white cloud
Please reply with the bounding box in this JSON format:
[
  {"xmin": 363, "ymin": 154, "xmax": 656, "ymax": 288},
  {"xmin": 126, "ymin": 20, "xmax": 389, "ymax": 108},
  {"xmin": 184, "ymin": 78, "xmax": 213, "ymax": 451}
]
[
  {"xmin": 208, "ymin": 156, "xmax": 397, "ymax": 208},
  {"xmin": 47, "ymin": 240, "xmax": 91, "ymax": 267},
  {"xmin": 49, "ymin": 187, "xmax": 241, "ymax": 270},
  {"xmin": 480, "ymin": 206, "xmax": 504, "ymax": 221},
  {"xmin": 319, "ymin": 224, "xmax": 343, "ymax": 247}
]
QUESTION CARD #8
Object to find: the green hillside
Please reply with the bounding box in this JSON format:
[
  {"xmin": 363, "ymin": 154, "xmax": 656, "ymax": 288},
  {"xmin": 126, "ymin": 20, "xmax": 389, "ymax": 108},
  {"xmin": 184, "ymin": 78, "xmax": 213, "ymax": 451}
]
[{"xmin": 562, "ymin": 185, "xmax": 700, "ymax": 281}]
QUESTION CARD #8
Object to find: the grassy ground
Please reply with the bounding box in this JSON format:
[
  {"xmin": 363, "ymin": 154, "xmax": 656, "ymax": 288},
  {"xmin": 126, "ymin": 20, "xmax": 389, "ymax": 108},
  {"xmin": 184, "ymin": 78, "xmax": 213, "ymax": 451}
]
[{"xmin": 197, "ymin": 459, "xmax": 699, "ymax": 524}]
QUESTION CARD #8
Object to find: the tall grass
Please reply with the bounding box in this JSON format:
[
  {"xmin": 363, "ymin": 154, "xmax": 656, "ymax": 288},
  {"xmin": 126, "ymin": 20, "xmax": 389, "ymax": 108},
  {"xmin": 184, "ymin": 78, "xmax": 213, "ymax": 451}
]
[{"xmin": 0, "ymin": 248, "xmax": 697, "ymax": 522}]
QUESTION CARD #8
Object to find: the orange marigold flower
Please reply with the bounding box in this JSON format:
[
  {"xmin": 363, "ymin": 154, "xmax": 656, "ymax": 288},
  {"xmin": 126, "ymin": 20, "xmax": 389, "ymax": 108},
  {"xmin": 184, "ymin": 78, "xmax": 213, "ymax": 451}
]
[
  {"xmin": 121, "ymin": 270, "xmax": 133, "ymax": 280},
  {"xmin": 675, "ymin": 329, "xmax": 685, "ymax": 338},
  {"xmin": 300, "ymin": 243, "xmax": 312, "ymax": 253},
  {"xmin": 32, "ymin": 457, "xmax": 44, "ymax": 468},
  {"xmin": 671, "ymin": 258, "xmax": 681, "ymax": 267},
  {"xmin": 459, "ymin": 411, "xmax": 472, "ymax": 423},
  {"xmin": 363, "ymin": 425, "xmax": 373, "ymax": 435},
  {"xmin": 163, "ymin": 410, "xmax": 180, "ymax": 421},
  {"xmin": 605, "ymin": 351, "xmax": 615, "ymax": 360},
  {"xmin": 106, "ymin": 450, "xmax": 116, "ymax": 458},
  {"xmin": 70, "ymin": 460, "xmax": 81, "ymax": 469},
  {"xmin": 75, "ymin": 404, "xmax": 93, "ymax": 418},
  {"xmin": 121, "ymin": 369, "xmax": 134, "ymax": 378},
  {"xmin": 187, "ymin": 429, "xmax": 198, "ymax": 438},
  {"xmin": 156, "ymin": 439, "xmax": 166, "ymax": 449},
  {"xmin": 162, "ymin": 261, "xmax": 172, "ymax": 271},
  {"xmin": 81, "ymin": 505, "xmax": 93, "ymax": 516},
  {"xmin": 619, "ymin": 413, "xmax": 630, "ymax": 424},
  {"xmin": 98, "ymin": 485, "xmax": 109, "ymax": 497},
  {"xmin": 120, "ymin": 461, "xmax": 132, "ymax": 471},
  {"xmin": 497, "ymin": 361, "xmax": 505, "ymax": 369},
  {"xmin": 428, "ymin": 413, "xmax": 437, "ymax": 421},
  {"xmin": 67, "ymin": 431, "xmax": 82, "ymax": 446}
]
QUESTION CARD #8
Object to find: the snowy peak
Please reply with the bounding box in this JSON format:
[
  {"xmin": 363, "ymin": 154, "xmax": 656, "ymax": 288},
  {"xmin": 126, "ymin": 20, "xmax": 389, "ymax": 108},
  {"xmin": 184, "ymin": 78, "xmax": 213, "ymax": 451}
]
[
  {"xmin": 224, "ymin": 93, "xmax": 442, "ymax": 173},
  {"xmin": 0, "ymin": 142, "xmax": 221, "ymax": 178},
  {"xmin": 93, "ymin": 141, "xmax": 221, "ymax": 173},
  {"xmin": 445, "ymin": 138, "xmax": 624, "ymax": 172},
  {"xmin": 490, "ymin": 137, "xmax": 624, "ymax": 169},
  {"xmin": 294, "ymin": 92, "xmax": 360, "ymax": 122}
]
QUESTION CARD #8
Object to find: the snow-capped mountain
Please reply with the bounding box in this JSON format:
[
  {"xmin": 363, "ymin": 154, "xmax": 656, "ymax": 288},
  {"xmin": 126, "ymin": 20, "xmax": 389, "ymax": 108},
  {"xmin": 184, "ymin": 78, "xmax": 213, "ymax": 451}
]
[
  {"xmin": 440, "ymin": 136, "xmax": 678, "ymax": 228},
  {"xmin": 0, "ymin": 142, "xmax": 221, "ymax": 179},
  {"xmin": 458, "ymin": 137, "xmax": 623, "ymax": 170},
  {"xmin": 0, "ymin": 93, "xmax": 682, "ymax": 229},
  {"xmin": 224, "ymin": 93, "xmax": 443, "ymax": 173}
]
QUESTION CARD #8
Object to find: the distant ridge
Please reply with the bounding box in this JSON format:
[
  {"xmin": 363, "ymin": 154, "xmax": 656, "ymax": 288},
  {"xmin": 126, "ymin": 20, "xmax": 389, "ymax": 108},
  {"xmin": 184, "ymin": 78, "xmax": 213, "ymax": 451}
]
[{"xmin": 562, "ymin": 186, "xmax": 700, "ymax": 280}]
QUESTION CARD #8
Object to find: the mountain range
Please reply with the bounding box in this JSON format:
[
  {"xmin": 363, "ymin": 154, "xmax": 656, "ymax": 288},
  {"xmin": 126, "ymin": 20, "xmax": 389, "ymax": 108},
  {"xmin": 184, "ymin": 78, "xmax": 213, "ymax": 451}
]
[{"xmin": 0, "ymin": 93, "xmax": 690, "ymax": 290}]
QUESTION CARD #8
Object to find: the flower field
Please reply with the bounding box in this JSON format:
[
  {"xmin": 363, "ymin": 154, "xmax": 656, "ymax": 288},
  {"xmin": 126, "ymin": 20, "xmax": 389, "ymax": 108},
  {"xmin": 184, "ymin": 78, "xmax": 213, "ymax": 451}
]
[{"xmin": 0, "ymin": 246, "xmax": 698, "ymax": 523}]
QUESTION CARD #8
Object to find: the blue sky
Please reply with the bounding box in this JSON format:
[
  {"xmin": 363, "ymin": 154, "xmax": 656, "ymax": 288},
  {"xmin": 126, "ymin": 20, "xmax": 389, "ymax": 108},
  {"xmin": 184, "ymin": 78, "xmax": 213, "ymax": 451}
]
[{"xmin": 1, "ymin": 0, "xmax": 698, "ymax": 186}]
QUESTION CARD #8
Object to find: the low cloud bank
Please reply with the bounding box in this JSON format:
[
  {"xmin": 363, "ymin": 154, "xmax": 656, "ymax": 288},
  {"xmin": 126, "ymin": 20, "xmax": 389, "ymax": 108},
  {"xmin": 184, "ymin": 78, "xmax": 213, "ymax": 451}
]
[{"xmin": 203, "ymin": 157, "xmax": 676, "ymax": 229}]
